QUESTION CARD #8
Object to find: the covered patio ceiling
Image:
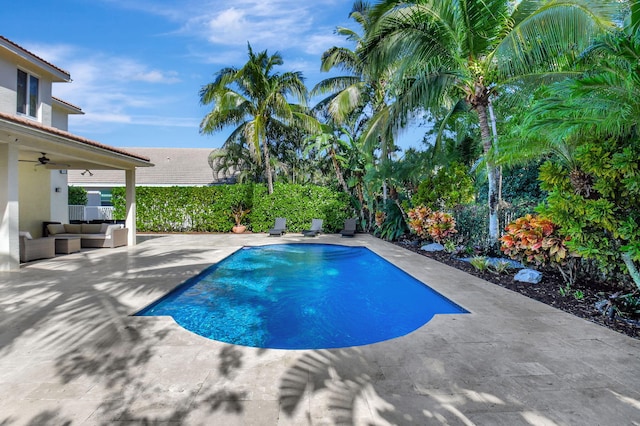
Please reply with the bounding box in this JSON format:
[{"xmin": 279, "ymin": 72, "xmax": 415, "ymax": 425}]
[
  {"xmin": 0, "ymin": 111, "xmax": 153, "ymax": 271},
  {"xmin": 1, "ymin": 112, "xmax": 152, "ymax": 171}
]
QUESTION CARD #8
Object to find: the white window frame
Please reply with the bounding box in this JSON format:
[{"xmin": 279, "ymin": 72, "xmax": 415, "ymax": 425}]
[{"xmin": 16, "ymin": 68, "xmax": 40, "ymax": 119}]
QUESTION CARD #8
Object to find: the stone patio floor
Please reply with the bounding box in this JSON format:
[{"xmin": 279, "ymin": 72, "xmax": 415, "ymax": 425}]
[{"xmin": 1, "ymin": 233, "xmax": 639, "ymax": 425}]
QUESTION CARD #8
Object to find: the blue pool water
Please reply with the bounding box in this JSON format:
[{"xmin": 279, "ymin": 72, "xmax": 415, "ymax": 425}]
[{"xmin": 137, "ymin": 244, "xmax": 467, "ymax": 349}]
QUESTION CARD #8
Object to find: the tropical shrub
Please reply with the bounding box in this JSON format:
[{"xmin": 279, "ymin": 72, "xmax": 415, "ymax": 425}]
[
  {"xmin": 112, "ymin": 183, "xmax": 352, "ymax": 233},
  {"xmin": 500, "ymin": 214, "xmax": 578, "ymax": 284},
  {"xmin": 68, "ymin": 186, "xmax": 88, "ymax": 205},
  {"xmin": 537, "ymin": 137, "xmax": 640, "ymax": 289},
  {"xmin": 427, "ymin": 211, "xmax": 458, "ymax": 244},
  {"xmin": 412, "ymin": 162, "xmax": 475, "ymax": 210},
  {"xmin": 476, "ymin": 160, "xmax": 547, "ymax": 206},
  {"xmin": 249, "ymin": 183, "xmax": 352, "ymax": 232},
  {"xmin": 406, "ymin": 205, "xmax": 432, "ymax": 240},
  {"xmin": 449, "ymin": 203, "xmax": 534, "ymax": 254},
  {"xmin": 470, "ymin": 256, "xmax": 490, "ymax": 271},
  {"xmin": 407, "ymin": 205, "xmax": 458, "ymax": 244},
  {"xmin": 375, "ymin": 202, "xmax": 408, "ymax": 241}
]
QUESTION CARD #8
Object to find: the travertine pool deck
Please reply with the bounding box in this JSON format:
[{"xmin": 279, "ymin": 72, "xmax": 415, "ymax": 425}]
[{"xmin": 1, "ymin": 233, "xmax": 639, "ymax": 425}]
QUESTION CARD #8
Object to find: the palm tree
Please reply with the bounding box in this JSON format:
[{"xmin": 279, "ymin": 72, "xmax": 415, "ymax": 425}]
[
  {"xmin": 363, "ymin": 0, "xmax": 617, "ymax": 243},
  {"xmin": 200, "ymin": 43, "xmax": 317, "ymax": 194},
  {"xmin": 312, "ymin": 0, "xmax": 397, "ymax": 201},
  {"xmin": 306, "ymin": 123, "xmax": 351, "ymax": 193}
]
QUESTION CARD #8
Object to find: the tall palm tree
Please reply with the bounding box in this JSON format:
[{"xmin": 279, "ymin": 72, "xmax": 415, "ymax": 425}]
[
  {"xmin": 200, "ymin": 43, "xmax": 317, "ymax": 194},
  {"xmin": 363, "ymin": 0, "xmax": 617, "ymax": 243}
]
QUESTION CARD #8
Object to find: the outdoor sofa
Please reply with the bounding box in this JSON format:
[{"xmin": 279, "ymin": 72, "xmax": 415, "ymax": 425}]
[{"xmin": 47, "ymin": 223, "xmax": 128, "ymax": 248}]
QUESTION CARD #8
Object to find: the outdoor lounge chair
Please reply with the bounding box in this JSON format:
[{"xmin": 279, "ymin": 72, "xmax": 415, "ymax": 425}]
[
  {"xmin": 19, "ymin": 234, "xmax": 55, "ymax": 262},
  {"xmin": 302, "ymin": 219, "xmax": 323, "ymax": 237},
  {"xmin": 340, "ymin": 218, "xmax": 357, "ymax": 237},
  {"xmin": 268, "ymin": 217, "xmax": 287, "ymax": 236}
]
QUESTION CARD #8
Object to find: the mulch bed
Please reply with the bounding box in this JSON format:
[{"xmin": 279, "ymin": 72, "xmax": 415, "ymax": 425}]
[{"xmin": 395, "ymin": 241, "xmax": 640, "ymax": 340}]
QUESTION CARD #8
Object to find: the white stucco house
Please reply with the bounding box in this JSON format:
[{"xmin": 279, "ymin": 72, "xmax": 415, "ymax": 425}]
[{"xmin": 0, "ymin": 35, "xmax": 153, "ymax": 271}]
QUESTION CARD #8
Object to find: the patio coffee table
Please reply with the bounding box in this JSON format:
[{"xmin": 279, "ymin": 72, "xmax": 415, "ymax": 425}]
[{"xmin": 53, "ymin": 236, "xmax": 81, "ymax": 254}]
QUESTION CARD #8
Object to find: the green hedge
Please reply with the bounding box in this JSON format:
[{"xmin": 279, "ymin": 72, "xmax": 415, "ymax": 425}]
[{"xmin": 112, "ymin": 183, "xmax": 353, "ymax": 233}]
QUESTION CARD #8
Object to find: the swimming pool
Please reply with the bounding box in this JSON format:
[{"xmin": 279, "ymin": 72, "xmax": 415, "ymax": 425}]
[{"xmin": 137, "ymin": 243, "xmax": 467, "ymax": 349}]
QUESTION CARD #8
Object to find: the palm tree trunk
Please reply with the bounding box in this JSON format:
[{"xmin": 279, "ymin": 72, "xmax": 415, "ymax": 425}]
[
  {"xmin": 262, "ymin": 140, "xmax": 274, "ymax": 194},
  {"xmin": 488, "ymin": 100, "xmax": 503, "ymax": 206},
  {"xmin": 476, "ymin": 103, "xmax": 500, "ymax": 243},
  {"xmin": 330, "ymin": 147, "xmax": 349, "ymax": 193}
]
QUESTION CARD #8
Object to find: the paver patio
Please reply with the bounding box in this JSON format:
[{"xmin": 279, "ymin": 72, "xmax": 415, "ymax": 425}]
[{"xmin": 0, "ymin": 233, "xmax": 639, "ymax": 425}]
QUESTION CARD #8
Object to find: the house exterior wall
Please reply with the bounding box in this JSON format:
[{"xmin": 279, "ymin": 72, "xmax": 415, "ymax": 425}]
[
  {"xmin": 18, "ymin": 163, "xmax": 51, "ymax": 238},
  {"xmin": 0, "ymin": 59, "xmax": 14, "ymax": 113},
  {"xmin": 51, "ymin": 106, "xmax": 69, "ymax": 130},
  {"xmin": 1, "ymin": 42, "xmax": 70, "ymax": 239},
  {"xmin": 50, "ymin": 170, "xmax": 69, "ymax": 223},
  {"xmin": 0, "ymin": 52, "xmax": 54, "ymax": 126}
]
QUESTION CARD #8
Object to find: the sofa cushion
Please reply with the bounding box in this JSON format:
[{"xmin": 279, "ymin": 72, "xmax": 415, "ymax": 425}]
[
  {"xmin": 64, "ymin": 224, "xmax": 83, "ymax": 233},
  {"xmin": 47, "ymin": 224, "xmax": 67, "ymax": 235},
  {"xmin": 81, "ymin": 223, "xmax": 103, "ymax": 234},
  {"xmin": 100, "ymin": 223, "xmax": 110, "ymax": 233},
  {"xmin": 19, "ymin": 231, "xmax": 33, "ymax": 240},
  {"xmin": 79, "ymin": 234, "xmax": 111, "ymax": 240},
  {"xmin": 105, "ymin": 224, "xmax": 123, "ymax": 237}
]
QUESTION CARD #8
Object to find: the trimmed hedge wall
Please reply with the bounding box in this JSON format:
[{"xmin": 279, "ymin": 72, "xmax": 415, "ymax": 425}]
[{"xmin": 112, "ymin": 183, "xmax": 353, "ymax": 233}]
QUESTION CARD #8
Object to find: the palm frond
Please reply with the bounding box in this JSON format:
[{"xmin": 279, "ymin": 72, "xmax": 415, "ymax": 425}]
[
  {"xmin": 493, "ymin": 0, "xmax": 615, "ymax": 79},
  {"xmin": 320, "ymin": 46, "xmax": 361, "ymax": 73},
  {"xmin": 311, "ymin": 76, "xmax": 363, "ymax": 97}
]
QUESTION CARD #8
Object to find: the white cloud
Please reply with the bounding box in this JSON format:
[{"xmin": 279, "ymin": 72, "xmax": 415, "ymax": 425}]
[
  {"xmin": 23, "ymin": 42, "xmax": 189, "ymax": 128},
  {"xmin": 304, "ymin": 33, "xmax": 349, "ymax": 55}
]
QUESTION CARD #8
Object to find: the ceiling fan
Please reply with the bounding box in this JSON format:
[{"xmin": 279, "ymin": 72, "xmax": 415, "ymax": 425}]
[{"xmin": 19, "ymin": 152, "xmax": 70, "ymax": 168}]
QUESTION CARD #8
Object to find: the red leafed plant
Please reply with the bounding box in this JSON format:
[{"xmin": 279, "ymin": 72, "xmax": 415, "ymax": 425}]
[
  {"xmin": 407, "ymin": 206, "xmax": 432, "ymax": 239},
  {"xmin": 500, "ymin": 214, "xmax": 578, "ymax": 284},
  {"xmin": 407, "ymin": 206, "xmax": 458, "ymax": 244}
]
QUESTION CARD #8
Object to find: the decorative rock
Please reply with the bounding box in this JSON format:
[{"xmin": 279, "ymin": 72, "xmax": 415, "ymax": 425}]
[
  {"xmin": 514, "ymin": 268, "xmax": 543, "ymax": 284},
  {"xmin": 421, "ymin": 243, "xmax": 445, "ymax": 252}
]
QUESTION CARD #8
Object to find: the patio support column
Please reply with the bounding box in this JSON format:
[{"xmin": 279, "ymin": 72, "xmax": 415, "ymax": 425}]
[
  {"xmin": 0, "ymin": 143, "xmax": 20, "ymax": 271},
  {"xmin": 125, "ymin": 168, "xmax": 136, "ymax": 246}
]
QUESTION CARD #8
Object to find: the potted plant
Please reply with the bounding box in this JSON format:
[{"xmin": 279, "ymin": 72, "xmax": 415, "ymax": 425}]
[{"xmin": 230, "ymin": 204, "xmax": 250, "ymax": 233}]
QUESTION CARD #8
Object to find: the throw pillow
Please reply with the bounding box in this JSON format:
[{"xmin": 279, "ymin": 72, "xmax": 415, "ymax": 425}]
[
  {"xmin": 19, "ymin": 231, "xmax": 33, "ymax": 240},
  {"xmin": 47, "ymin": 224, "xmax": 66, "ymax": 235}
]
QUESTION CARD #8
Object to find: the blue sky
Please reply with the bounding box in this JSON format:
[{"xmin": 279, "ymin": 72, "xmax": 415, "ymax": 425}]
[{"xmin": 2, "ymin": 0, "xmax": 425, "ymax": 152}]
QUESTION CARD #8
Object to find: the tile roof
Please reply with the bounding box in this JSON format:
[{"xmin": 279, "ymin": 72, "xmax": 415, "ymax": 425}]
[
  {"xmin": 67, "ymin": 147, "xmax": 220, "ymax": 186},
  {"xmin": 52, "ymin": 97, "xmax": 84, "ymax": 113},
  {"xmin": 0, "ymin": 112, "xmax": 150, "ymax": 162},
  {"xmin": 0, "ymin": 35, "xmax": 70, "ymax": 79}
]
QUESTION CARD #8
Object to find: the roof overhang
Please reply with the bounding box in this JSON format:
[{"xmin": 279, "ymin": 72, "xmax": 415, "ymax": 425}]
[
  {"xmin": 52, "ymin": 97, "xmax": 84, "ymax": 115},
  {"xmin": 0, "ymin": 36, "xmax": 71, "ymax": 82},
  {"xmin": 0, "ymin": 113, "xmax": 153, "ymax": 170}
]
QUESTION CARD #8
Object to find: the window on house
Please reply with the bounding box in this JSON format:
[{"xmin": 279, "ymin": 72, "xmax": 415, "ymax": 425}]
[{"xmin": 16, "ymin": 69, "xmax": 39, "ymax": 118}]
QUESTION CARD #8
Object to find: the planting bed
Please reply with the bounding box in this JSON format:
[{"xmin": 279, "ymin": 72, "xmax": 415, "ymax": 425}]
[{"xmin": 396, "ymin": 240, "xmax": 640, "ymax": 340}]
